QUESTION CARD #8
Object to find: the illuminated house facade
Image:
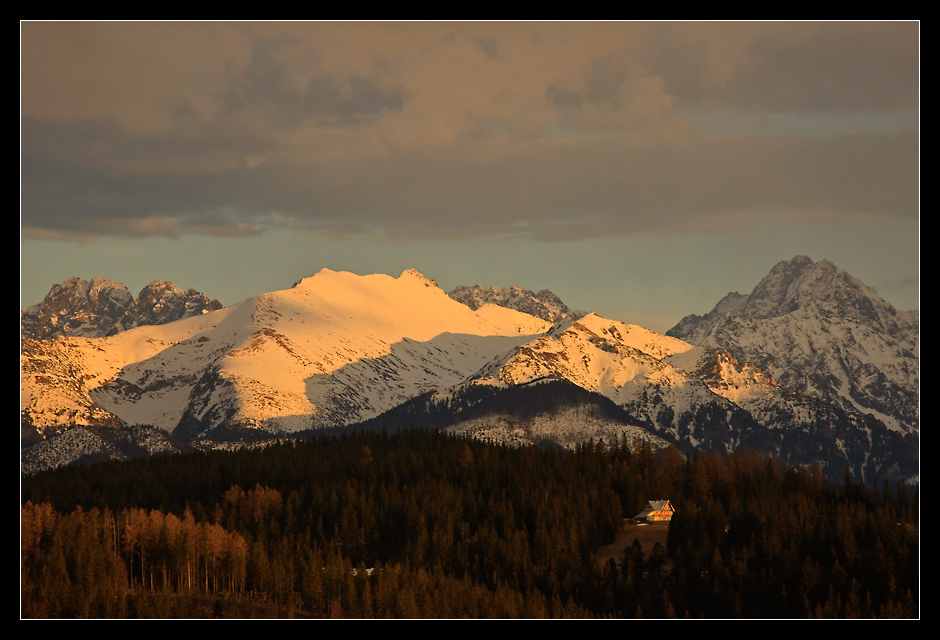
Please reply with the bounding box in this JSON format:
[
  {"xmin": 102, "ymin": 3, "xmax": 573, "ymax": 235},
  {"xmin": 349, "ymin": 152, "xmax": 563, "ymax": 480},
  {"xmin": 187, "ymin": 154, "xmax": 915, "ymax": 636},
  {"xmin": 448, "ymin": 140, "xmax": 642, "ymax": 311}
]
[{"xmin": 634, "ymin": 500, "xmax": 675, "ymax": 522}]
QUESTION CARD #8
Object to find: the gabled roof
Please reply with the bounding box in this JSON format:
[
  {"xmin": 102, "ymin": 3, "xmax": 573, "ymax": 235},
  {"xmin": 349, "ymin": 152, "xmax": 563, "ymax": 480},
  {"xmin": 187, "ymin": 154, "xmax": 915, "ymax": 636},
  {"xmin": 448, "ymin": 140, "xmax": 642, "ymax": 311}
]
[{"xmin": 634, "ymin": 500, "xmax": 674, "ymax": 519}]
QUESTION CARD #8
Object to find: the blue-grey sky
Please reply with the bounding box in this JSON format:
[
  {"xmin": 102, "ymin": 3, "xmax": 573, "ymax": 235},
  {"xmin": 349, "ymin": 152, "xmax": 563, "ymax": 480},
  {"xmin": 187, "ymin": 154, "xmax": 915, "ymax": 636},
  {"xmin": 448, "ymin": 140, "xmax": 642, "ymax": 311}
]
[{"xmin": 21, "ymin": 22, "xmax": 919, "ymax": 334}]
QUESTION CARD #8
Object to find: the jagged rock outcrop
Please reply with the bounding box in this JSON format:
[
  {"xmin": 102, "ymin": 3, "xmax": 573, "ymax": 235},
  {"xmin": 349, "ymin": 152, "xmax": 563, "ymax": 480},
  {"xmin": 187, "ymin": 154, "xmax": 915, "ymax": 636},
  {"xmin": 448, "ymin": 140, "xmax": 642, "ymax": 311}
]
[
  {"xmin": 21, "ymin": 278, "xmax": 223, "ymax": 340},
  {"xmin": 121, "ymin": 281, "xmax": 223, "ymax": 331},
  {"xmin": 21, "ymin": 277, "xmax": 134, "ymax": 340},
  {"xmin": 448, "ymin": 284, "xmax": 587, "ymax": 324}
]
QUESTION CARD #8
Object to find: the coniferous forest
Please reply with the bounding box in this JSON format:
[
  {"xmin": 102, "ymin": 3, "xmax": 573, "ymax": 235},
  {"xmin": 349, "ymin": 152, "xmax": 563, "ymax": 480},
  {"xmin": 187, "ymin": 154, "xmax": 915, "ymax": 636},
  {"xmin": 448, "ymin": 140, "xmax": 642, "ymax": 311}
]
[{"xmin": 21, "ymin": 429, "xmax": 918, "ymax": 618}]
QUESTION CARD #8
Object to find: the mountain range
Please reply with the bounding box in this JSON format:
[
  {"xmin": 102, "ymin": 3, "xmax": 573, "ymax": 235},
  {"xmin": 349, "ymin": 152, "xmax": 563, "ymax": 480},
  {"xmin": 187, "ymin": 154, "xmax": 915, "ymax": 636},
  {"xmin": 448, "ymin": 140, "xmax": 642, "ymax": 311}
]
[{"xmin": 20, "ymin": 257, "xmax": 918, "ymax": 483}]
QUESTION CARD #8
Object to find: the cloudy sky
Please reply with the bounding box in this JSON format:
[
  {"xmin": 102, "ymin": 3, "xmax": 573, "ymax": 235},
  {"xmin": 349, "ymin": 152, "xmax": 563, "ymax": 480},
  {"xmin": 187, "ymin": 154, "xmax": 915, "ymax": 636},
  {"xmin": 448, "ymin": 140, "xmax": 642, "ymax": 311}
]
[{"xmin": 21, "ymin": 22, "xmax": 919, "ymax": 333}]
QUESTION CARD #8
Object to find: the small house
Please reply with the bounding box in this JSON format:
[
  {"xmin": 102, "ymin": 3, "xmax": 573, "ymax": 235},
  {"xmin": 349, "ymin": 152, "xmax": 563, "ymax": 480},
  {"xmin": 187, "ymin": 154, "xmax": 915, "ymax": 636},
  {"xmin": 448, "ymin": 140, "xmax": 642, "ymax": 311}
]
[{"xmin": 634, "ymin": 499, "xmax": 675, "ymax": 522}]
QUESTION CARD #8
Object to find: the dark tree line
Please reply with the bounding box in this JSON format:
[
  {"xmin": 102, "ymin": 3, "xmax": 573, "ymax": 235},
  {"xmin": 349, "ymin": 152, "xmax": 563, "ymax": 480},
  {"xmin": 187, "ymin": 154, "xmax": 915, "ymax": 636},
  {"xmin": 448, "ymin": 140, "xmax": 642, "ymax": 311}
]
[{"xmin": 22, "ymin": 429, "xmax": 917, "ymax": 618}]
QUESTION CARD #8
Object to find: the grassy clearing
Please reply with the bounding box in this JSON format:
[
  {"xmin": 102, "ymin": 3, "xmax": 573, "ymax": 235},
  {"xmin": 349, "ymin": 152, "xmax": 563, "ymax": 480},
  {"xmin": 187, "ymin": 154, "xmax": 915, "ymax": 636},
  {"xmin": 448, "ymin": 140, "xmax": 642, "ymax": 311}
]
[{"xmin": 594, "ymin": 519, "xmax": 671, "ymax": 567}]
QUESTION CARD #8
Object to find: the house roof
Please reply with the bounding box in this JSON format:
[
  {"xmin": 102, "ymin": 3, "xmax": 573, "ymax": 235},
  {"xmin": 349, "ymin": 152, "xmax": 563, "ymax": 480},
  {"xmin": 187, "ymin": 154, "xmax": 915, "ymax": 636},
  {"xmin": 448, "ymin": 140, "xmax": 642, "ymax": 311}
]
[{"xmin": 634, "ymin": 500, "xmax": 674, "ymax": 519}]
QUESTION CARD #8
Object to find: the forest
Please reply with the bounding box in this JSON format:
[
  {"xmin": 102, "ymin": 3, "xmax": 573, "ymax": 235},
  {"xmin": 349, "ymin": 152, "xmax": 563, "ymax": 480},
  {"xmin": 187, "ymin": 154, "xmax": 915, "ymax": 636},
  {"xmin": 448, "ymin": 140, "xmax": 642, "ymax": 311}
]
[{"xmin": 21, "ymin": 428, "xmax": 918, "ymax": 618}]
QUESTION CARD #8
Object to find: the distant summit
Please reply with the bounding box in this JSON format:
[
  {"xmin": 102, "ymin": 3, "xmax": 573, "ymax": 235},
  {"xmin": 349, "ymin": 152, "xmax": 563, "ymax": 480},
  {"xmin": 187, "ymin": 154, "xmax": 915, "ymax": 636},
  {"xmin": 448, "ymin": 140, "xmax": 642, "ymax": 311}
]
[
  {"xmin": 21, "ymin": 277, "xmax": 223, "ymax": 340},
  {"xmin": 667, "ymin": 255, "xmax": 919, "ymax": 433},
  {"xmin": 448, "ymin": 284, "xmax": 587, "ymax": 324}
]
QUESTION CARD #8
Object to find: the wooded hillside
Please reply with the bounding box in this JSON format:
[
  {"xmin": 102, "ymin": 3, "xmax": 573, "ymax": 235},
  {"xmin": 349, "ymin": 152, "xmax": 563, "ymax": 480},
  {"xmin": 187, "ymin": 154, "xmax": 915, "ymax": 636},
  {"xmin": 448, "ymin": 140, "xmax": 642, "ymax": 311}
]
[{"xmin": 21, "ymin": 430, "xmax": 918, "ymax": 618}]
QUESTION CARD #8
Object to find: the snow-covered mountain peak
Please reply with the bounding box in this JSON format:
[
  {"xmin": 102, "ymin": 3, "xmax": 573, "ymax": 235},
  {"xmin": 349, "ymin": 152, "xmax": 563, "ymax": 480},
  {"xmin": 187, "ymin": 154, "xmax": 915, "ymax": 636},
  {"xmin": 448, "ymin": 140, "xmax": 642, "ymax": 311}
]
[
  {"xmin": 399, "ymin": 268, "xmax": 440, "ymax": 290},
  {"xmin": 274, "ymin": 268, "xmax": 519, "ymax": 347},
  {"xmin": 291, "ymin": 267, "xmax": 442, "ymax": 299},
  {"xmin": 667, "ymin": 256, "xmax": 919, "ymax": 434},
  {"xmin": 740, "ymin": 255, "xmax": 817, "ymax": 319},
  {"xmin": 291, "ymin": 267, "xmax": 344, "ymax": 289},
  {"xmin": 737, "ymin": 255, "xmax": 894, "ymax": 326},
  {"xmin": 23, "ymin": 278, "xmax": 130, "ymax": 340},
  {"xmin": 472, "ymin": 312, "xmax": 698, "ymax": 391}
]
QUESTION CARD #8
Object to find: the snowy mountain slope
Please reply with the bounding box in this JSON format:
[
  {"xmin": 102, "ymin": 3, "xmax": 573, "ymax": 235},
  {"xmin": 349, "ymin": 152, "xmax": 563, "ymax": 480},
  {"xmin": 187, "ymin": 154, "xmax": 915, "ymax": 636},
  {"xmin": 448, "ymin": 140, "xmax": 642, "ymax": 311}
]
[
  {"xmin": 425, "ymin": 312, "xmax": 915, "ymax": 481},
  {"xmin": 670, "ymin": 346, "xmax": 862, "ymax": 433},
  {"xmin": 172, "ymin": 270, "xmax": 552, "ymax": 438},
  {"xmin": 21, "ymin": 277, "xmax": 223, "ymax": 340},
  {"xmin": 458, "ymin": 313, "xmax": 765, "ymax": 452},
  {"xmin": 667, "ymin": 256, "xmax": 919, "ymax": 433},
  {"xmin": 22, "ymin": 303, "xmax": 247, "ymax": 434},
  {"xmin": 443, "ymin": 409, "xmax": 671, "ymax": 452},
  {"xmin": 448, "ymin": 284, "xmax": 587, "ymax": 323},
  {"xmin": 20, "ymin": 424, "xmax": 191, "ymax": 476},
  {"xmin": 663, "ymin": 346, "xmax": 917, "ymax": 481},
  {"xmin": 21, "ymin": 336, "xmax": 127, "ymax": 433},
  {"xmin": 22, "ymin": 269, "xmax": 552, "ymax": 443},
  {"xmin": 343, "ymin": 378, "xmax": 673, "ymax": 452},
  {"xmin": 667, "ymin": 347, "xmax": 787, "ymax": 410}
]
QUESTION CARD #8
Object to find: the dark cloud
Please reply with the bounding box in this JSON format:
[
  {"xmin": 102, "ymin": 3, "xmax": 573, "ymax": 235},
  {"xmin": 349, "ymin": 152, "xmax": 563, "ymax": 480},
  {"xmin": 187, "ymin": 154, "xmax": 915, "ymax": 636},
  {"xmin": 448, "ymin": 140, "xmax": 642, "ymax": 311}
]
[
  {"xmin": 21, "ymin": 22, "xmax": 919, "ymax": 244},
  {"xmin": 547, "ymin": 57, "xmax": 634, "ymax": 110},
  {"xmin": 21, "ymin": 116, "xmax": 274, "ymax": 234},
  {"xmin": 476, "ymin": 38, "xmax": 499, "ymax": 60},
  {"xmin": 641, "ymin": 22, "xmax": 919, "ymax": 112},
  {"xmin": 221, "ymin": 36, "xmax": 405, "ymax": 126},
  {"xmin": 736, "ymin": 23, "xmax": 919, "ymax": 111},
  {"xmin": 22, "ymin": 118, "xmax": 917, "ymax": 243}
]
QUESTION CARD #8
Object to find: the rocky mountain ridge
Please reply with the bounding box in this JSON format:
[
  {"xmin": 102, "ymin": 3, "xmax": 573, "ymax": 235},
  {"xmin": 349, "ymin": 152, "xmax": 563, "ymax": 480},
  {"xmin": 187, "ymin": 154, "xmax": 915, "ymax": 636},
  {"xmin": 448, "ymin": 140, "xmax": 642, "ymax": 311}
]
[
  {"xmin": 667, "ymin": 255, "xmax": 919, "ymax": 434},
  {"xmin": 21, "ymin": 277, "xmax": 223, "ymax": 341},
  {"xmin": 448, "ymin": 284, "xmax": 587, "ymax": 324}
]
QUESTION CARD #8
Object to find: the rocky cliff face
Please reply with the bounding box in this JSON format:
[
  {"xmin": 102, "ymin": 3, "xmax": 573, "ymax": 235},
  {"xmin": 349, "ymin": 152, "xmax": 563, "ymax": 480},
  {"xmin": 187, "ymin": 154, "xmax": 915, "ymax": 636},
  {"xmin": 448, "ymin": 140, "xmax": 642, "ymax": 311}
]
[
  {"xmin": 120, "ymin": 281, "xmax": 223, "ymax": 332},
  {"xmin": 448, "ymin": 284, "xmax": 586, "ymax": 324},
  {"xmin": 667, "ymin": 256, "xmax": 919, "ymax": 434},
  {"xmin": 21, "ymin": 277, "xmax": 133, "ymax": 340},
  {"xmin": 21, "ymin": 278, "xmax": 223, "ymax": 340}
]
